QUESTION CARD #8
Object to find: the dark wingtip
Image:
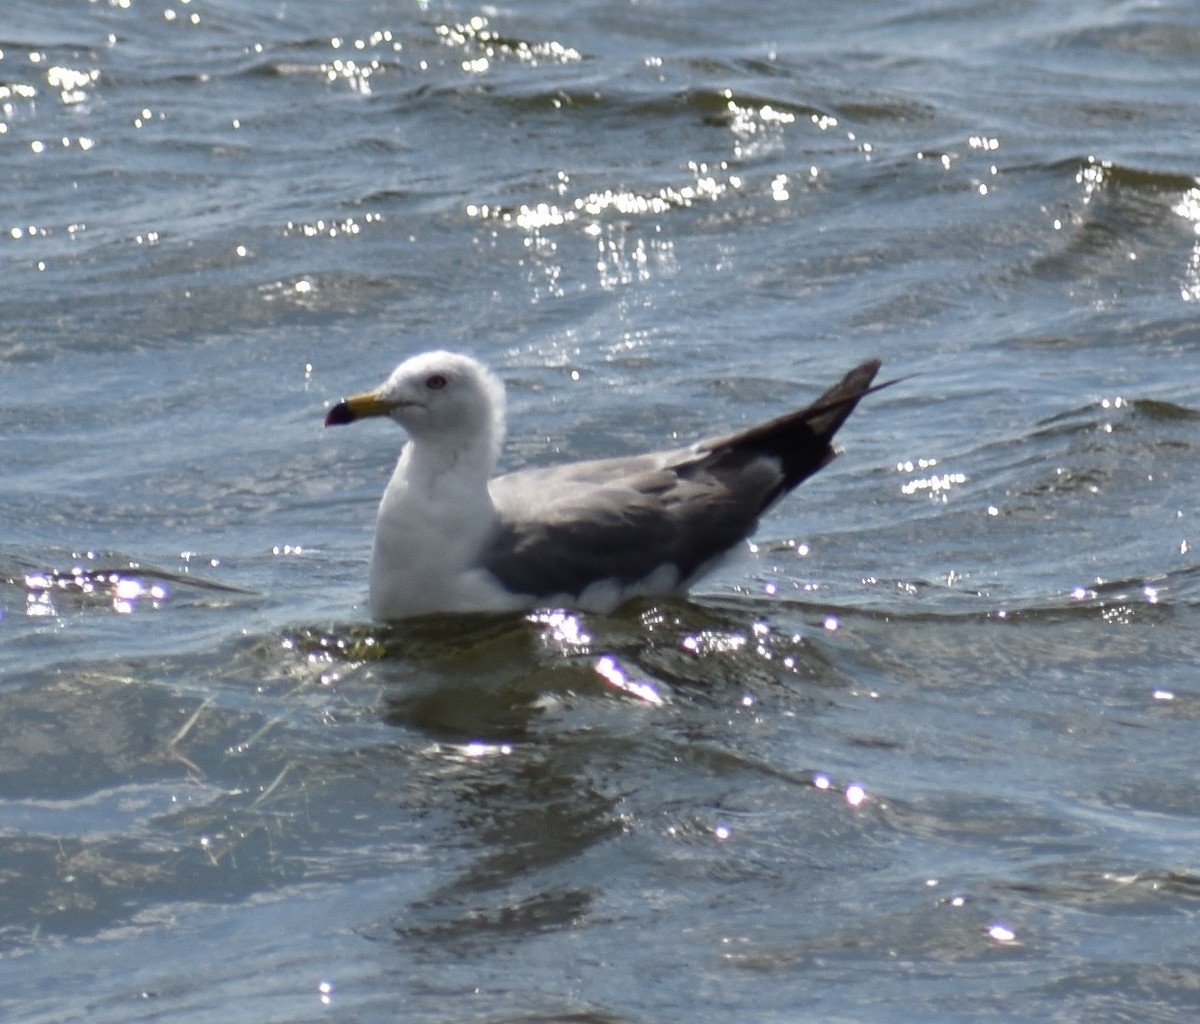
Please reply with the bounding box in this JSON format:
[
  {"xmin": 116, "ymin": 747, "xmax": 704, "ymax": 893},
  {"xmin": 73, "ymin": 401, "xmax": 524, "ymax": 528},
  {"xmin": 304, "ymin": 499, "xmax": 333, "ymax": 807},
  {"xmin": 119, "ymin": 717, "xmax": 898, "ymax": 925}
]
[
  {"xmin": 702, "ymin": 357, "xmax": 890, "ymax": 499},
  {"xmin": 324, "ymin": 400, "xmax": 354, "ymax": 427},
  {"xmin": 803, "ymin": 357, "xmax": 887, "ymax": 436},
  {"xmin": 836, "ymin": 357, "xmax": 883, "ymax": 397}
]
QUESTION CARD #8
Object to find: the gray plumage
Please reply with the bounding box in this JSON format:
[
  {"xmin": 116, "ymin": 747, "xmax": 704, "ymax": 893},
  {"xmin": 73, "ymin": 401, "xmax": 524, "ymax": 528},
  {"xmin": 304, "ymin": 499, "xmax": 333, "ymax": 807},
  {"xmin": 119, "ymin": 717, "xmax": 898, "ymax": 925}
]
[
  {"xmin": 325, "ymin": 353, "xmax": 881, "ymax": 618},
  {"xmin": 483, "ymin": 358, "xmax": 881, "ymax": 598}
]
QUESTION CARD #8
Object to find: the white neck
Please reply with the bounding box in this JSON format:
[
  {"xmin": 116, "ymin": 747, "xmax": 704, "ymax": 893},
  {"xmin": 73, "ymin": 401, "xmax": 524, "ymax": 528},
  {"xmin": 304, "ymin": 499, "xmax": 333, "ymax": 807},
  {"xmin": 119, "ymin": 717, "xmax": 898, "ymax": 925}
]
[{"xmin": 368, "ymin": 437, "xmax": 500, "ymax": 618}]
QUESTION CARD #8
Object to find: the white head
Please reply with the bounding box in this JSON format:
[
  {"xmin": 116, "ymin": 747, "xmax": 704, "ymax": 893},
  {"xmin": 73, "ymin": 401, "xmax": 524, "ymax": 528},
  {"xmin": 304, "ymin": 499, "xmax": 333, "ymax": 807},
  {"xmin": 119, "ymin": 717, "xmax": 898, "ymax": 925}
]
[{"xmin": 325, "ymin": 350, "xmax": 507, "ymax": 466}]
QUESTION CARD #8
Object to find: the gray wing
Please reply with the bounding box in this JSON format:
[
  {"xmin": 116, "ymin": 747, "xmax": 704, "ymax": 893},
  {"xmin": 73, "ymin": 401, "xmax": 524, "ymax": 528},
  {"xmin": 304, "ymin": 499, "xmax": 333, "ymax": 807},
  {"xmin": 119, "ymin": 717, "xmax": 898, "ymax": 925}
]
[
  {"xmin": 481, "ymin": 448, "xmax": 782, "ymax": 597},
  {"xmin": 479, "ymin": 358, "xmax": 882, "ymax": 600}
]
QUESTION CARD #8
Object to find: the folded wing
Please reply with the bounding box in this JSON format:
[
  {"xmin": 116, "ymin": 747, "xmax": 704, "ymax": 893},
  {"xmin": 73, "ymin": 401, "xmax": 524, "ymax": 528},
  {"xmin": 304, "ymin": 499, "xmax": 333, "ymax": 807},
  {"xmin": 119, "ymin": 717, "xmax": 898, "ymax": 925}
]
[{"xmin": 481, "ymin": 358, "xmax": 882, "ymax": 599}]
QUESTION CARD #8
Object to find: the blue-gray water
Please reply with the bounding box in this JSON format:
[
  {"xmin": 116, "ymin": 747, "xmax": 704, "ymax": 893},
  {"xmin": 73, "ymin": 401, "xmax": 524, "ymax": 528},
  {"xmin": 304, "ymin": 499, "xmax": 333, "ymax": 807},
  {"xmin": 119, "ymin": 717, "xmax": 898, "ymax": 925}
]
[{"xmin": 3, "ymin": 0, "xmax": 1200, "ymax": 1020}]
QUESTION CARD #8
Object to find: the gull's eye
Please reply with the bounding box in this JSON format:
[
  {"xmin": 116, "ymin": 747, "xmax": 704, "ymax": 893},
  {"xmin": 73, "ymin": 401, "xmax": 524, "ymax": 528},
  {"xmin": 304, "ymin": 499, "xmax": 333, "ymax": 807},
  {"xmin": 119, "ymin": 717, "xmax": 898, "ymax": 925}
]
[{"xmin": 425, "ymin": 374, "xmax": 448, "ymax": 391}]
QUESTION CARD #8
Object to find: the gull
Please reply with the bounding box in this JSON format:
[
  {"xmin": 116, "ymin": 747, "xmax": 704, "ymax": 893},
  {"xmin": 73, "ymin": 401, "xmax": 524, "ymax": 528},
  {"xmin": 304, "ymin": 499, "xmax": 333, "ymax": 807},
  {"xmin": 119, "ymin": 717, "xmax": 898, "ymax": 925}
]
[{"xmin": 325, "ymin": 351, "xmax": 882, "ymax": 619}]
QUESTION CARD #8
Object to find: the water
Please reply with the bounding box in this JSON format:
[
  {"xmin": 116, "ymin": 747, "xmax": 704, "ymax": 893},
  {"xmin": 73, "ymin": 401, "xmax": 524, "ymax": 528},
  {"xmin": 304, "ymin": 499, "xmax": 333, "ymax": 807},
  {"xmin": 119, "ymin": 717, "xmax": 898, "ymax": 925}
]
[{"xmin": 2, "ymin": 0, "xmax": 1200, "ymax": 1020}]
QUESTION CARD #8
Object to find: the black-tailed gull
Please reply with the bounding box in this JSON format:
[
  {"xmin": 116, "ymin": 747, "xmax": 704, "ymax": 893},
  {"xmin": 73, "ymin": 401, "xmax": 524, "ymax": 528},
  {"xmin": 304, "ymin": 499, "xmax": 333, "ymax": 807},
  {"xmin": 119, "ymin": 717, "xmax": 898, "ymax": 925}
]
[{"xmin": 325, "ymin": 351, "xmax": 882, "ymax": 619}]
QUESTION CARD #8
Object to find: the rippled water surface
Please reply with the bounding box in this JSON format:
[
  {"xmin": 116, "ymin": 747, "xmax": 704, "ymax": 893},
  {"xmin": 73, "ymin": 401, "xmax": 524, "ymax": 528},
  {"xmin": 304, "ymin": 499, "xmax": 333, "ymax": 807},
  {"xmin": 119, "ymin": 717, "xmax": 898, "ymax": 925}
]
[{"xmin": 3, "ymin": 0, "xmax": 1200, "ymax": 1021}]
